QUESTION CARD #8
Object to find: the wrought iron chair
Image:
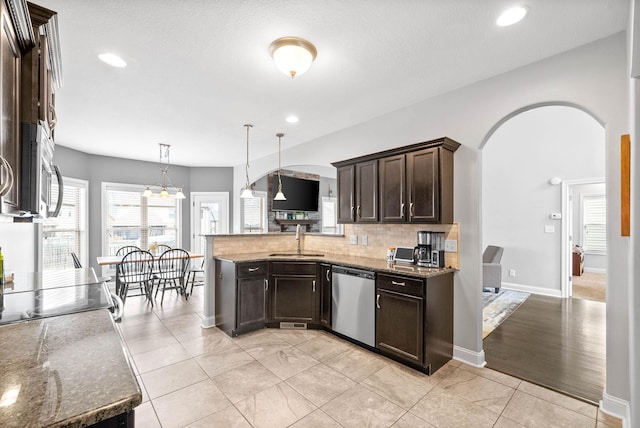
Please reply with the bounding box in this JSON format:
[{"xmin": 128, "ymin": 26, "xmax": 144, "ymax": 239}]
[
  {"xmin": 155, "ymin": 248, "xmax": 190, "ymax": 305},
  {"xmin": 116, "ymin": 250, "xmax": 155, "ymax": 305},
  {"xmin": 186, "ymin": 258, "xmax": 205, "ymax": 295},
  {"xmin": 70, "ymin": 251, "xmax": 82, "ymax": 268},
  {"xmin": 116, "ymin": 245, "xmax": 141, "ymax": 256}
]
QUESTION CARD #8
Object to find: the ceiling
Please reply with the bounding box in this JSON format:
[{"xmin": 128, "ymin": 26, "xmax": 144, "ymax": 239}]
[{"xmin": 36, "ymin": 0, "xmax": 628, "ymax": 168}]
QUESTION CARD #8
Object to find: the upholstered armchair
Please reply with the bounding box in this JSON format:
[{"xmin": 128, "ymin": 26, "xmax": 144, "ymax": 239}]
[{"xmin": 483, "ymin": 245, "xmax": 504, "ymax": 293}]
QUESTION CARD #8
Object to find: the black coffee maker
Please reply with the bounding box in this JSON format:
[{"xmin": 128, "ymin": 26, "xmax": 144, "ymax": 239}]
[{"xmin": 415, "ymin": 231, "xmax": 445, "ymax": 268}]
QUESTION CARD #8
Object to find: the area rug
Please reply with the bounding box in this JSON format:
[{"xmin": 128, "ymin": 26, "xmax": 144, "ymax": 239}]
[
  {"xmin": 572, "ymin": 272, "xmax": 606, "ymax": 303},
  {"xmin": 482, "ymin": 289, "xmax": 530, "ymax": 338}
]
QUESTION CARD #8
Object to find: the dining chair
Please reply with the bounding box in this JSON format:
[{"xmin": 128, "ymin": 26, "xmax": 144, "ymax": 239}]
[
  {"xmin": 116, "ymin": 245, "xmax": 141, "ymax": 256},
  {"xmin": 117, "ymin": 250, "xmax": 155, "ymax": 306},
  {"xmin": 186, "ymin": 258, "xmax": 205, "ymax": 295},
  {"xmin": 155, "ymin": 248, "xmax": 190, "ymax": 305},
  {"xmin": 70, "ymin": 251, "xmax": 82, "ymax": 269}
]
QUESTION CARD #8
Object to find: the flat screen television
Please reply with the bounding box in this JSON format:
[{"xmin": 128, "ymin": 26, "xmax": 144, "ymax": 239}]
[{"xmin": 271, "ymin": 175, "xmax": 319, "ymax": 212}]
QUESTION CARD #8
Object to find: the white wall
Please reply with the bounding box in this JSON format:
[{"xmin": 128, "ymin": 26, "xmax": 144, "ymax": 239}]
[
  {"xmin": 482, "ymin": 106, "xmax": 605, "ymax": 295},
  {"xmin": 234, "ymin": 32, "xmax": 630, "ymax": 408},
  {"xmin": 572, "ymin": 182, "xmax": 607, "ymax": 272}
]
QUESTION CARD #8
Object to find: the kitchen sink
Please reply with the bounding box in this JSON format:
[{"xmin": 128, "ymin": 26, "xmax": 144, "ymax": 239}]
[{"xmin": 269, "ymin": 253, "xmax": 325, "ymax": 257}]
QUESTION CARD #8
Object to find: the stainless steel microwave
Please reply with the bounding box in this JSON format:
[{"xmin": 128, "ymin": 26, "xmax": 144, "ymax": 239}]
[{"xmin": 20, "ymin": 121, "xmax": 63, "ymax": 217}]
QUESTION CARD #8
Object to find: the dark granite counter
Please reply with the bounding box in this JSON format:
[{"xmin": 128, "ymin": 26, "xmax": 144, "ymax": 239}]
[
  {"xmin": 214, "ymin": 252, "xmax": 456, "ymax": 279},
  {"xmin": 0, "ymin": 310, "xmax": 141, "ymax": 427}
]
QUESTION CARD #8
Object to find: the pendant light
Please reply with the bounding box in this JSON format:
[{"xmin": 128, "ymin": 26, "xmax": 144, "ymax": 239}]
[
  {"xmin": 142, "ymin": 144, "xmax": 185, "ymax": 199},
  {"xmin": 274, "ymin": 133, "xmax": 287, "ymax": 201},
  {"xmin": 240, "ymin": 124, "xmax": 254, "ymax": 198}
]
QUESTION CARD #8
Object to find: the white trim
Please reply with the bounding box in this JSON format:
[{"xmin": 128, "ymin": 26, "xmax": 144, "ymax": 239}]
[
  {"xmin": 453, "ymin": 345, "xmax": 486, "ymax": 368},
  {"xmin": 502, "ymin": 283, "xmax": 562, "ymax": 297},
  {"xmin": 190, "ymin": 191, "xmax": 230, "ymax": 252},
  {"xmin": 584, "ymin": 267, "xmax": 607, "ymax": 274},
  {"xmin": 600, "ymin": 390, "xmax": 630, "ymax": 427}
]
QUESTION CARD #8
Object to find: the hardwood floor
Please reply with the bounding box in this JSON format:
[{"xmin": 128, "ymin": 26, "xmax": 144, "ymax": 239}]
[{"xmin": 483, "ymin": 294, "xmax": 606, "ymax": 404}]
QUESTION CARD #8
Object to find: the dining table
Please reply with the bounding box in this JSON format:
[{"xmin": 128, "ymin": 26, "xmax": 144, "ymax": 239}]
[{"xmin": 96, "ymin": 250, "xmax": 204, "ymax": 266}]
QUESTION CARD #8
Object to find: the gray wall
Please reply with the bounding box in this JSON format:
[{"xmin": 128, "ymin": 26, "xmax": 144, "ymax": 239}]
[{"xmin": 53, "ymin": 146, "xmax": 233, "ymax": 272}]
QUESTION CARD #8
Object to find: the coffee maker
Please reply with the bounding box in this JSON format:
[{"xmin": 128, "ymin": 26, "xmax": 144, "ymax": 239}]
[{"xmin": 415, "ymin": 231, "xmax": 445, "ymax": 268}]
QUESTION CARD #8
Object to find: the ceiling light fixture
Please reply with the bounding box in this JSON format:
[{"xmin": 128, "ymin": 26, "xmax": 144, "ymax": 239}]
[
  {"xmin": 98, "ymin": 53, "xmax": 127, "ymax": 68},
  {"xmin": 496, "ymin": 6, "xmax": 528, "ymax": 27},
  {"xmin": 269, "ymin": 36, "xmax": 317, "ymax": 78},
  {"xmin": 142, "ymin": 144, "xmax": 185, "ymax": 199},
  {"xmin": 240, "ymin": 124, "xmax": 254, "ymax": 199},
  {"xmin": 274, "ymin": 133, "xmax": 287, "ymax": 201}
]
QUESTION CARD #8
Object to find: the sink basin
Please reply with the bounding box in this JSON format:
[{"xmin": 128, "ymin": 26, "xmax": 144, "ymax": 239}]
[{"xmin": 269, "ymin": 253, "xmax": 325, "ymax": 257}]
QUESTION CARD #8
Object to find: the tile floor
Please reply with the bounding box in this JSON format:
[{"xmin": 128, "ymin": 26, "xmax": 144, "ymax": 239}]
[{"xmin": 117, "ymin": 287, "xmax": 622, "ymax": 428}]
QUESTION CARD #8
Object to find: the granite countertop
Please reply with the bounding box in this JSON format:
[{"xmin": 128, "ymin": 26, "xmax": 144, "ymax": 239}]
[
  {"xmin": 0, "ymin": 310, "xmax": 142, "ymax": 428},
  {"xmin": 215, "ymin": 252, "xmax": 456, "ymax": 279}
]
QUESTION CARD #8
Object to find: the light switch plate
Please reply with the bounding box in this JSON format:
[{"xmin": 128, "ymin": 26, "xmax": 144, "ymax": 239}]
[
  {"xmin": 544, "ymin": 225, "xmax": 555, "ymax": 233},
  {"xmin": 361, "ymin": 235, "xmax": 368, "ymax": 246},
  {"xmin": 444, "ymin": 240, "xmax": 457, "ymax": 252},
  {"xmin": 349, "ymin": 235, "xmax": 358, "ymax": 245}
]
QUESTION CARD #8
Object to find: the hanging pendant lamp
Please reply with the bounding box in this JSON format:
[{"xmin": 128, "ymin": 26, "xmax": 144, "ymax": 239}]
[
  {"xmin": 240, "ymin": 124, "xmax": 254, "ymax": 198},
  {"xmin": 274, "ymin": 133, "xmax": 287, "ymax": 201}
]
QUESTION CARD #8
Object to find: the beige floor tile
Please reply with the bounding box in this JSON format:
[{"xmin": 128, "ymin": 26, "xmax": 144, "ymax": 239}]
[
  {"xmin": 213, "ymin": 360, "xmax": 281, "ymax": 403},
  {"xmin": 140, "ymin": 358, "xmax": 208, "ymax": 399},
  {"xmin": 185, "ymin": 406, "xmax": 252, "ymax": 428},
  {"xmin": 132, "ymin": 342, "xmax": 191, "ymax": 374},
  {"xmin": 171, "ymin": 324, "xmax": 221, "ymax": 343},
  {"xmin": 195, "ymin": 346, "xmax": 255, "ymax": 377},
  {"xmin": 295, "ymin": 334, "xmax": 353, "ymax": 361},
  {"xmin": 158, "ymin": 312, "xmax": 204, "ymax": 331},
  {"xmin": 126, "ymin": 331, "xmax": 179, "ymax": 356},
  {"xmin": 259, "ymin": 346, "xmax": 320, "ymax": 380},
  {"xmin": 152, "ymin": 379, "xmax": 231, "ymax": 428},
  {"xmin": 289, "ymin": 409, "xmax": 343, "ymax": 427},
  {"xmin": 136, "ymin": 375, "xmax": 150, "ymax": 403},
  {"xmin": 286, "ymin": 363, "xmax": 357, "ymax": 406},
  {"xmin": 517, "ymin": 381, "xmax": 598, "ymax": 419},
  {"xmin": 362, "ymin": 363, "xmax": 437, "ymax": 409},
  {"xmin": 133, "ymin": 401, "xmax": 161, "ymax": 428},
  {"xmin": 436, "ymin": 368, "xmax": 515, "ymax": 414},
  {"xmin": 391, "ymin": 412, "xmax": 436, "ymax": 427},
  {"xmin": 181, "ymin": 330, "xmax": 238, "ymax": 357},
  {"xmin": 493, "ymin": 416, "xmax": 527, "ymax": 427},
  {"xmin": 322, "ymin": 384, "xmax": 405, "ymax": 427},
  {"xmin": 324, "ymin": 346, "xmax": 388, "ymax": 382},
  {"xmin": 457, "ymin": 364, "xmax": 522, "ymax": 389},
  {"xmin": 233, "ymin": 330, "xmax": 293, "ymax": 359},
  {"xmin": 427, "ymin": 359, "xmax": 460, "ymax": 383},
  {"xmin": 597, "ymin": 408, "xmax": 623, "ymax": 427},
  {"xmin": 502, "ymin": 390, "xmax": 596, "ymax": 428},
  {"xmin": 235, "ymin": 382, "xmax": 317, "ymax": 428},
  {"xmin": 410, "ymin": 387, "xmax": 499, "ymax": 428},
  {"xmin": 268, "ymin": 328, "xmax": 322, "ymax": 345},
  {"xmin": 119, "ymin": 319, "xmax": 169, "ymax": 341}
]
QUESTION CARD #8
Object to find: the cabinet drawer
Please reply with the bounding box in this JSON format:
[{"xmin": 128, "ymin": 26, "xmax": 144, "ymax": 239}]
[
  {"xmin": 270, "ymin": 261, "xmax": 316, "ymax": 275},
  {"xmin": 237, "ymin": 262, "xmax": 268, "ymax": 278},
  {"xmin": 377, "ymin": 274, "xmax": 423, "ymax": 297}
]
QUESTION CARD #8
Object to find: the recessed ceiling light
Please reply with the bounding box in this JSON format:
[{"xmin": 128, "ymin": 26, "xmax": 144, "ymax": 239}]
[
  {"xmin": 286, "ymin": 115, "xmax": 299, "ymax": 123},
  {"xmin": 496, "ymin": 6, "xmax": 528, "ymax": 27},
  {"xmin": 98, "ymin": 53, "xmax": 127, "ymax": 68}
]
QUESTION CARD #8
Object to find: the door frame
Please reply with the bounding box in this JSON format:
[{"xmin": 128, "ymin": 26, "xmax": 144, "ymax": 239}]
[
  {"xmin": 560, "ymin": 177, "xmax": 605, "ymax": 297},
  {"xmin": 190, "ymin": 192, "xmax": 229, "ymax": 252}
]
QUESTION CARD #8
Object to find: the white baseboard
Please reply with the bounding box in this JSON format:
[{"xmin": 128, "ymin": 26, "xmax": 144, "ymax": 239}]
[
  {"xmin": 583, "ymin": 267, "xmax": 607, "ymax": 274},
  {"xmin": 201, "ymin": 316, "xmax": 216, "ymax": 329},
  {"xmin": 502, "ymin": 282, "xmax": 562, "ymax": 297},
  {"xmin": 453, "ymin": 345, "xmax": 486, "ymax": 368},
  {"xmin": 599, "ymin": 390, "xmax": 630, "ymax": 427}
]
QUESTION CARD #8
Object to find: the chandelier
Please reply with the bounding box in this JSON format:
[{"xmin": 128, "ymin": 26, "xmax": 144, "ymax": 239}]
[
  {"xmin": 142, "ymin": 144, "xmax": 185, "ymax": 199},
  {"xmin": 240, "ymin": 124, "xmax": 254, "ymax": 198}
]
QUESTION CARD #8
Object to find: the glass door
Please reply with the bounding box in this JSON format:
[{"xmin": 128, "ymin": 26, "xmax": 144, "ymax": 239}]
[{"xmin": 190, "ymin": 192, "xmax": 229, "ymax": 256}]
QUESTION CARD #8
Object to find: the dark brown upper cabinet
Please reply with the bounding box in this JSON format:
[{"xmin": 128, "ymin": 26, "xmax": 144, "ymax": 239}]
[{"xmin": 333, "ymin": 137, "xmax": 460, "ymax": 224}]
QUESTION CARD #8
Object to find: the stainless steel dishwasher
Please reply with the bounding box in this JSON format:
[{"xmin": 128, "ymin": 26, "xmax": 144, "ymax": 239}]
[{"xmin": 331, "ymin": 266, "xmax": 376, "ymax": 347}]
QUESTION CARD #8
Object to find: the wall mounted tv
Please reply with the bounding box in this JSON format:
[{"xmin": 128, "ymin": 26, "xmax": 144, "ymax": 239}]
[{"xmin": 271, "ymin": 175, "xmax": 319, "ymax": 212}]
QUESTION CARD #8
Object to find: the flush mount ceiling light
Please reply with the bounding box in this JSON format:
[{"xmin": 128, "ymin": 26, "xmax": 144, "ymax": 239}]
[
  {"xmin": 142, "ymin": 144, "xmax": 185, "ymax": 199},
  {"xmin": 286, "ymin": 115, "xmax": 299, "ymax": 123},
  {"xmin": 496, "ymin": 6, "xmax": 528, "ymax": 26},
  {"xmin": 98, "ymin": 52, "xmax": 127, "ymax": 68},
  {"xmin": 269, "ymin": 36, "xmax": 317, "ymax": 78},
  {"xmin": 274, "ymin": 133, "xmax": 287, "ymax": 201},
  {"xmin": 240, "ymin": 124, "xmax": 254, "ymax": 199}
]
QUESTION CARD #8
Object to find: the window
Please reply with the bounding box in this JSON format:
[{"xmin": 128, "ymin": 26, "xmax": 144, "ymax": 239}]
[
  {"xmin": 242, "ymin": 191, "xmax": 267, "ymax": 233},
  {"xmin": 582, "ymin": 194, "xmax": 606, "ymax": 254},
  {"xmin": 321, "ymin": 197, "xmax": 339, "ymax": 234},
  {"xmin": 43, "ymin": 177, "xmax": 88, "ymax": 270},
  {"xmin": 103, "ymin": 183, "xmax": 181, "ymax": 270}
]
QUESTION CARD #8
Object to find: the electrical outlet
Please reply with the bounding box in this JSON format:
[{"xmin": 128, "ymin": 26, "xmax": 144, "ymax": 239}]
[
  {"xmin": 508, "ymin": 269, "xmax": 516, "ymax": 277},
  {"xmin": 544, "ymin": 225, "xmax": 555, "ymax": 233},
  {"xmin": 361, "ymin": 235, "xmax": 368, "ymax": 246},
  {"xmin": 349, "ymin": 235, "xmax": 358, "ymax": 245},
  {"xmin": 444, "ymin": 240, "xmax": 457, "ymax": 252}
]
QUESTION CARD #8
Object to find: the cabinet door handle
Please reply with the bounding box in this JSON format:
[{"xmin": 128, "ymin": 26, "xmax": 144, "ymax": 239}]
[
  {"xmin": 400, "ymin": 203, "xmax": 405, "ymax": 218},
  {"xmin": 391, "ymin": 280, "xmax": 406, "ymax": 286},
  {"xmin": 264, "ymin": 278, "xmax": 268, "ymax": 291},
  {"xmin": 410, "ymin": 202, "xmax": 414, "ymax": 218},
  {"xmin": 376, "ymin": 294, "xmax": 380, "ymax": 309},
  {"xmin": 312, "ymin": 280, "xmax": 316, "ymax": 292},
  {"xmin": 326, "ymin": 269, "xmax": 330, "ymax": 281},
  {"xmin": 356, "ymin": 206, "xmax": 361, "ymax": 218},
  {"xmin": 248, "ymin": 267, "xmax": 260, "ymax": 272},
  {"xmin": 351, "ymin": 206, "xmax": 355, "ymax": 221}
]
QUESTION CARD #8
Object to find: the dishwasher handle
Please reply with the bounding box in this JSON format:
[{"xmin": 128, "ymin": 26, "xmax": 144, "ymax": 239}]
[{"xmin": 332, "ymin": 266, "xmax": 375, "ymax": 280}]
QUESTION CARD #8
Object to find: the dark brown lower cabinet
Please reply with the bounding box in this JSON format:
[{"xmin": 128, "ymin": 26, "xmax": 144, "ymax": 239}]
[
  {"xmin": 319, "ymin": 264, "xmax": 331, "ymax": 327},
  {"xmin": 376, "ymin": 289, "xmax": 424, "ymax": 365},
  {"xmin": 269, "ymin": 261, "xmax": 318, "ymax": 324}
]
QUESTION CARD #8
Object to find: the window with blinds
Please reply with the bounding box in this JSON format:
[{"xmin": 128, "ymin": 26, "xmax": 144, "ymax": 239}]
[
  {"xmin": 242, "ymin": 191, "xmax": 266, "ymax": 233},
  {"xmin": 43, "ymin": 177, "xmax": 88, "ymax": 270},
  {"xmin": 582, "ymin": 194, "xmax": 606, "ymax": 254},
  {"xmin": 103, "ymin": 183, "xmax": 181, "ymax": 260}
]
